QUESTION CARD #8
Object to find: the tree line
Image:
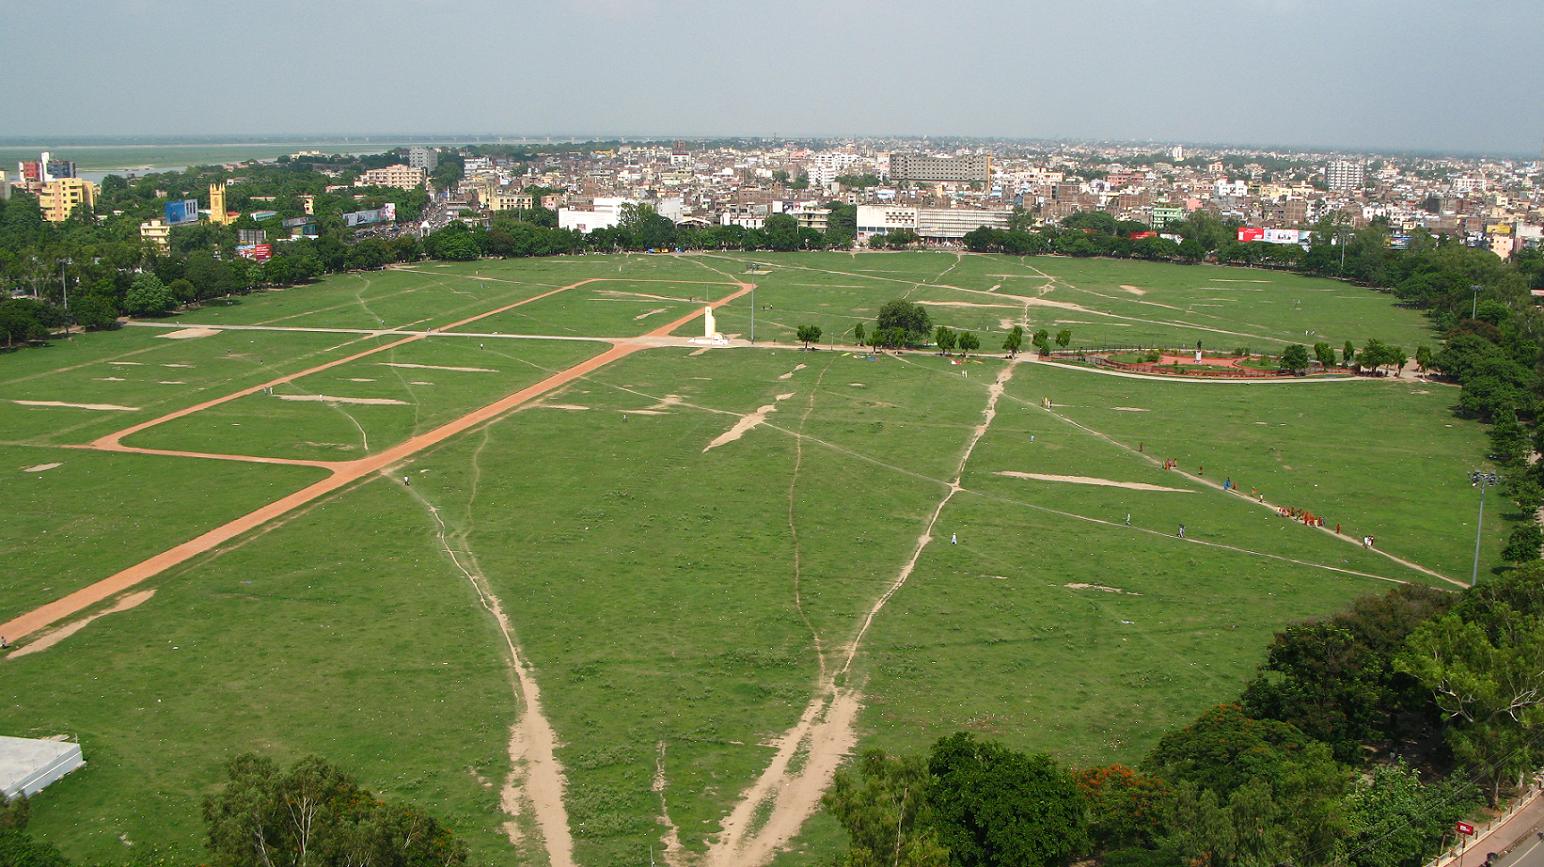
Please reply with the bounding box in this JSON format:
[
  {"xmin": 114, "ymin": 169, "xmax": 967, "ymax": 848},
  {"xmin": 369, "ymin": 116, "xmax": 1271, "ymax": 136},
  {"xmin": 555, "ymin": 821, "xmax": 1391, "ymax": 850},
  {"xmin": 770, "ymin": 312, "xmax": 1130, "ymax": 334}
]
[{"xmin": 0, "ymin": 753, "xmax": 469, "ymax": 866}]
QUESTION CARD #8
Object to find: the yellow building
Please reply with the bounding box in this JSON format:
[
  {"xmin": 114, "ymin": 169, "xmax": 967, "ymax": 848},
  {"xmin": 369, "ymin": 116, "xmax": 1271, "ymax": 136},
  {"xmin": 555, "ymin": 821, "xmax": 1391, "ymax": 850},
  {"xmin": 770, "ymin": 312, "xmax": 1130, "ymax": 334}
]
[
  {"xmin": 139, "ymin": 218, "xmax": 171, "ymax": 253},
  {"xmin": 208, "ymin": 182, "xmax": 233, "ymax": 225},
  {"xmin": 299, "ymin": 193, "xmax": 314, "ymax": 215},
  {"xmin": 39, "ymin": 177, "xmax": 97, "ymax": 222}
]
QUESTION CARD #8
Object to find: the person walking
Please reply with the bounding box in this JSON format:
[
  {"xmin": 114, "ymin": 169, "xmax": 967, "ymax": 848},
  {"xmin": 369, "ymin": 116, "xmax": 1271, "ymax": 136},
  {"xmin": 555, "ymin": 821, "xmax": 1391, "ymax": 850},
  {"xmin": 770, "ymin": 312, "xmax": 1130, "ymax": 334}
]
[
  {"xmin": 1177, "ymin": 524, "xmax": 1186, "ymax": 539},
  {"xmin": 950, "ymin": 533, "xmax": 958, "ymax": 545},
  {"xmin": 1124, "ymin": 513, "xmax": 1132, "ymax": 526}
]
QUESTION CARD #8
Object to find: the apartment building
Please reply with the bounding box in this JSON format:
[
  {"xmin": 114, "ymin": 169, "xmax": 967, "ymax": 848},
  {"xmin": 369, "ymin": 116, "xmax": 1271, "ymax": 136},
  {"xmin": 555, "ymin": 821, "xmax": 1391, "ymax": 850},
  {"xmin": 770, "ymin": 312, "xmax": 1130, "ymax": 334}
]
[
  {"xmin": 1326, "ymin": 160, "xmax": 1365, "ymax": 192},
  {"xmin": 889, "ymin": 152, "xmax": 992, "ymax": 184},
  {"xmin": 39, "ymin": 177, "xmax": 96, "ymax": 222},
  {"xmin": 856, "ymin": 204, "xmax": 1010, "ymax": 241},
  {"xmin": 139, "ymin": 218, "xmax": 170, "ymax": 252},
  {"xmin": 407, "ymin": 146, "xmax": 438, "ymax": 172},
  {"xmin": 355, "ymin": 164, "xmax": 427, "ymax": 190}
]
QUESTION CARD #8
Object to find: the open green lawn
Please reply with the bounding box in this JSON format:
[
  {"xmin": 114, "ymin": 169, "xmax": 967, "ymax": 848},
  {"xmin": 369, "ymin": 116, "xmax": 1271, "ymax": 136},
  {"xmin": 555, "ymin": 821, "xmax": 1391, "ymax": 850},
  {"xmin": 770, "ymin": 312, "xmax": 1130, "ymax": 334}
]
[
  {"xmin": 126, "ymin": 337, "xmax": 606, "ymax": 462},
  {"xmin": 0, "ymin": 251, "xmax": 1500, "ymax": 866}
]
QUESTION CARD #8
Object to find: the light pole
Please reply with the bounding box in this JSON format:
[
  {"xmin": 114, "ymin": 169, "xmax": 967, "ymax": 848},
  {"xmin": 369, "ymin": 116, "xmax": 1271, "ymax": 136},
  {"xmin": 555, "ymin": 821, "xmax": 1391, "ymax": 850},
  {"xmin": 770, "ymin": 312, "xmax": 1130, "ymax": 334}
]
[
  {"xmin": 1470, "ymin": 470, "xmax": 1500, "ymax": 584},
  {"xmin": 749, "ymin": 285, "xmax": 756, "ymax": 344},
  {"xmin": 1471, "ymin": 284, "xmax": 1482, "ymax": 320}
]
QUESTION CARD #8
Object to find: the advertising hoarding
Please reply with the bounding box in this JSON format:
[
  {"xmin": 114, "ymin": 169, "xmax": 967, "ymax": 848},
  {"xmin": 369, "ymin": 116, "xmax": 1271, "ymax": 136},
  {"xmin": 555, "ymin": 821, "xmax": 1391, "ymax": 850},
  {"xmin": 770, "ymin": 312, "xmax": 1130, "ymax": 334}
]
[
  {"xmin": 235, "ymin": 243, "xmax": 273, "ymax": 263},
  {"xmin": 164, "ymin": 199, "xmax": 199, "ymax": 226},
  {"xmin": 1236, "ymin": 227, "xmax": 1265, "ymax": 242}
]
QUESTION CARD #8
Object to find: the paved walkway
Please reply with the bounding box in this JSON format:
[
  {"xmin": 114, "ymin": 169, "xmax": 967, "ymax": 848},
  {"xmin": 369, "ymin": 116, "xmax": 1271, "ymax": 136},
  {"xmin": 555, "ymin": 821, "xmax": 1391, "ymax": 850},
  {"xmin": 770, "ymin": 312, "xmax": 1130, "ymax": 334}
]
[{"xmin": 1434, "ymin": 789, "xmax": 1544, "ymax": 867}]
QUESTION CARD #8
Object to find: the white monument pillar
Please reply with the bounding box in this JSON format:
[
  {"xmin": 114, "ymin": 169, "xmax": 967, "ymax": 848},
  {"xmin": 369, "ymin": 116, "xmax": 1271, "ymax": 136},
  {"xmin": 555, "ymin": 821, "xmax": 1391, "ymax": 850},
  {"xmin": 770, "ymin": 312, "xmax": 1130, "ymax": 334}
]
[{"xmin": 703, "ymin": 305, "xmax": 717, "ymax": 340}]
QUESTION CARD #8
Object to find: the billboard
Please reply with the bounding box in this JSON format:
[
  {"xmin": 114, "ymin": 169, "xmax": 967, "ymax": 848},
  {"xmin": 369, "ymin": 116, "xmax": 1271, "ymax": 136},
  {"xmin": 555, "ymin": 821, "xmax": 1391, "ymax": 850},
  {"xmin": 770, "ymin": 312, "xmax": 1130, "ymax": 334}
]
[
  {"xmin": 165, "ymin": 199, "xmax": 199, "ymax": 225},
  {"xmin": 1236, "ymin": 227, "xmax": 1265, "ymax": 242},
  {"xmin": 344, "ymin": 203, "xmax": 397, "ymax": 227},
  {"xmin": 235, "ymin": 243, "xmax": 272, "ymax": 263},
  {"xmin": 1262, "ymin": 228, "xmax": 1303, "ymax": 245}
]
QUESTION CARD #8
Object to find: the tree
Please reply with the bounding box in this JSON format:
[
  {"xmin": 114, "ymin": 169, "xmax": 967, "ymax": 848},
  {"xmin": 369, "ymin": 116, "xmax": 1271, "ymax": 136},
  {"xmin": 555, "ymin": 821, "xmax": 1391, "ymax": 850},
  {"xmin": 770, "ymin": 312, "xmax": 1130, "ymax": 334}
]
[
  {"xmin": 876, "ymin": 300, "xmax": 932, "ymax": 347},
  {"xmin": 1313, "ymin": 341, "xmax": 1336, "ymax": 368},
  {"xmin": 823, "ymin": 750, "xmax": 950, "ymax": 867},
  {"xmin": 926, "ymin": 733, "xmax": 1089, "ymax": 867},
  {"xmin": 1003, "ymin": 325, "xmax": 1024, "ymax": 357},
  {"xmin": 1396, "ymin": 566, "xmax": 1544, "ymax": 804},
  {"xmin": 1502, "ymin": 522, "xmax": 1543, "ymax": 563},
  {"xmin": 764, "ymin": 214, "xmax": 801, "ymax": 252},
  {"xmin": 1054, "ymin": 328, "xmax": 1071, "ymax": 350},
  {"xmin": 1241, "ymin": 623, "xmax": 1386, "ymax": 762},
  {"xmin": 933, "ymin": 325, "xmax": 956, "ymax": 355},
  {"xmin": 957, "ymin": 331, "xmax": 980, "ymax": 357},
  {"xmin": 1414, "ymin": 344, "xmax": 1433, "ymax": 372},
  {"xmin": 1343, "ymin": 340, "xmax": 1356, "ymax": 367},
  {"xmin": 203, "ymin": 753, "xmax": 469, "ymax": 867},
  {"xmin": 796, "ymin": 324, "xmax": 822, "ymax": 350},
  {"xmin": 853, "ymin": 322, "xmax": 865, "ymax": 348},
  {"xmin": 1076, "ymin": 765, "xmax": 1169, "ymax": 851},
  {"xmin": 71, "ymin": 293, "xmax": 118, "ymax": 330},
  {"xmin": 1338, "ymin": 762, "xmax": 1479, "ymax": 867},
  {"xmin": 1279, "ymin": 344, "xmax": 1310, "ymax": 375},
  {"xmin": 1489, "ymin": 408, "xmax": 1529, "ymax": 468},
  {"xmin": 1032, "ymin": 328, "xmax": 1050, "ymax": 356},
  {"xmin": 123, "ymin": 272, "xmax": 175, "ymax": 317}
]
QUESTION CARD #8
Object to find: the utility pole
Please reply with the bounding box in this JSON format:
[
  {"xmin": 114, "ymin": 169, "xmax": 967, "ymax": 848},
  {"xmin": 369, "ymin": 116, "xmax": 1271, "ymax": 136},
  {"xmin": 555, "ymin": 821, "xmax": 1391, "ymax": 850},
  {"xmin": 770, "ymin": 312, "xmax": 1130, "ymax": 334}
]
[
  {"xmin": 1471, "ymin": 284, "xmax": 1482, "ymax": 320},
  {"xmin": 1470, "ymin": 470, "xmax": 1500, "ymax": 584},
  {"xmin": 749, "ymin": 286, "xmax": 756, "ymax": 343}
]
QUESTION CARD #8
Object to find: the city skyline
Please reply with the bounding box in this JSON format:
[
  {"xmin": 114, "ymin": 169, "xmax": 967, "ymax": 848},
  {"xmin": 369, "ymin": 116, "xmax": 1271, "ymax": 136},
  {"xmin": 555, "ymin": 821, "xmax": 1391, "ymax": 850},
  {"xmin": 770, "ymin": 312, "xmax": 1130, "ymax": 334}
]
[{"xmin": 8, "ymin": 0, "xmax": 1543, "ymax": 155}]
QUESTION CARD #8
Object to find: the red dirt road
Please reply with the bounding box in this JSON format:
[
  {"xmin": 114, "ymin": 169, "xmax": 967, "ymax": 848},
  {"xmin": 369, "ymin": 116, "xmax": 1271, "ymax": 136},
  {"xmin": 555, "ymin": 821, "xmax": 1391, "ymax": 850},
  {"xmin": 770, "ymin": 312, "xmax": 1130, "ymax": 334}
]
[{"xmin": 1, "ymin": 281, "xmax": 752, "ymax": 645}]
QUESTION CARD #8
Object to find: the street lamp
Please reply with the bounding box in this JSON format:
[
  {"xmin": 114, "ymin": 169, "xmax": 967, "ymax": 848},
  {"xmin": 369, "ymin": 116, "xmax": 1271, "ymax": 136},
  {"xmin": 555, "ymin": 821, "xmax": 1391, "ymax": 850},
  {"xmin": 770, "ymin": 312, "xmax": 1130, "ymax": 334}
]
[
  {"xmin": 1471, "ymin": 284, "xmax": 1482, "ymax": 320},
  {"xmin": 1470, "ymin": 470, "xmax": 1500, "ymax": 584}
]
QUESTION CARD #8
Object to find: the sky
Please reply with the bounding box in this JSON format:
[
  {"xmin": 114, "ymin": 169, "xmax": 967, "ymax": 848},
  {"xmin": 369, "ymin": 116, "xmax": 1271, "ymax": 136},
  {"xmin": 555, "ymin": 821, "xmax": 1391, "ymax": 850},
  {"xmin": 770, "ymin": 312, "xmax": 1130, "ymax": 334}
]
[{"xmin": 8, "ymin": 0, "xmax": 1543, "ymax": 156}]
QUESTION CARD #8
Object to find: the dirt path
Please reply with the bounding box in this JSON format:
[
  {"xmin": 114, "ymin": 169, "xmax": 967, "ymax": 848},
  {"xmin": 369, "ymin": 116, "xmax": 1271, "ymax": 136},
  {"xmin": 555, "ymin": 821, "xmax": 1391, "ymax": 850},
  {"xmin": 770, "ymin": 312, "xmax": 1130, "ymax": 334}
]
[
  {"xmin": 0, "ymin": 282, "xmax": 754, "ymax": 645},
  {"xmin": 705, "ymin": 363, "xmax": 1015, "ymax": 867},
  {"xmin": 995, "ymin": 470, "xmax": 1193, "ymax": 493},
  {"xmin": 402, "ymin": 442, "xmax": 575, "ymax": 866}
]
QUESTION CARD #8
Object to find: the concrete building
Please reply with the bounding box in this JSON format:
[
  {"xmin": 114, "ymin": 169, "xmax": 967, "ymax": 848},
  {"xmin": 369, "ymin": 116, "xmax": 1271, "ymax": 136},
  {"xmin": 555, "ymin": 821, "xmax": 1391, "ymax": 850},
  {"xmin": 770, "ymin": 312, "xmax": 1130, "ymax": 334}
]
[
  {"xmin": 38, "ymin": 177, "xmax": 96, "ymax": 222},
  {"xmin": 889, "ymin": 152, "xmax": 992, "ymax": 184},
  {"xmin": 356, "ymin": 164, "xmax": 427, "ymax": 190},
  {"xmin": 670, "ymin": 140, "xmax": 691, "ymax": 166},
  {"xmin": 1326, "ymin": 160, "xmax": 1365, "ymax": 193},
  {"xmin": 139, "ymin": 218, "xmax": 171, "ymax": 252},
  {"xmin": 487, "ymin": 191, "xmax": 535, "ymax": 212},
  {"xmin": 856, "ymin": 204, "xmax": 1009, "ymax": 241},
  {"xmin": 915, "ymin": 207, "xmax": 1012, "ymax": 240},
  {"xmin": 1150, "ymin": 204, "xmax": 1185, "ymax": 229},
  {"xmin": 208, "ymin": 182, "xmax": 233, "ymax": 225},
  {"xmin": 0, "ymin": 170, "xmax": 9, "ymax": 200},
  {"xmin": 558, "ymin": 197, "xmax": 635, "ymax": 233},
  {"xmin": 407, "ymin": 146, "xmax": 438, "ymax": 172}
]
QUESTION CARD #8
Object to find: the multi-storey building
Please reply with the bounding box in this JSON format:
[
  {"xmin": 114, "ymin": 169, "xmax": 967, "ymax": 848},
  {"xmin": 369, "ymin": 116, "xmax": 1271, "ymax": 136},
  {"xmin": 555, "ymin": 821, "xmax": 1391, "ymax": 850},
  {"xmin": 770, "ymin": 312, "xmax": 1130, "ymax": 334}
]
[
  {"xmin": 355, "ymin": 164, "xmax": 427, "ymax": 190},
  {"xmin": 889, "ymin": 152, "xmax": 992, "ymax": 184},
  {"xmin": 1326, "ymin": 160, "xmax": 1365, "ymax": 192},
  {"xmin": 139, "ymin": 218, "xmax": 170, "ymax": 252},
  {"xmin": 407, "ymin": 146, "xmax": 438, "ymax": 172},
  {"xmin": 38, "ymin": 177, "xmax": 96, "ymax": 222}
]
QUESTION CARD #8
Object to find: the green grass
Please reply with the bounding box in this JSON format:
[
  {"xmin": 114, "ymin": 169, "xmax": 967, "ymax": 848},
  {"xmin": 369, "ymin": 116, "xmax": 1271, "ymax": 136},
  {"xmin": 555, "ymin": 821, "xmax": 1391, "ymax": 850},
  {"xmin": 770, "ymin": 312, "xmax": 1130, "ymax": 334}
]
[
  {"xmin": 0, "ymin": 446, "xmax": 325, "ymax": 622},
  {"xmin": 0, "ymin": 251, "xmax": 1498, "ymax": 866},
  {"xmin": 126, "ymin": 337, "xmax": 606, "ymax": 462}
]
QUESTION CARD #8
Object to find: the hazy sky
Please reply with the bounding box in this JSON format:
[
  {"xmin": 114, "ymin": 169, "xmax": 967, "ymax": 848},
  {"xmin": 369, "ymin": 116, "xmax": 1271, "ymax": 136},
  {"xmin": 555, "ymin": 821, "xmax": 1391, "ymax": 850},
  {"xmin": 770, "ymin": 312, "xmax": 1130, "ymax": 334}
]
[{"xmin": 9, "ymin": 0, "xmax": 1542, "ymax": 155}]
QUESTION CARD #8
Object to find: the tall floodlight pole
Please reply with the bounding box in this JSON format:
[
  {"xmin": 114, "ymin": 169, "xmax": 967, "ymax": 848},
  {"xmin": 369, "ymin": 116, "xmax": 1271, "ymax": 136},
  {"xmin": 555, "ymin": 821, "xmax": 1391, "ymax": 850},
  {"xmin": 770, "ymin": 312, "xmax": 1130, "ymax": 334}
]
[
  {"xmin": 1471, "ymin": 284, "xmax": 1482, "ymax": 320},
  {"xmin": 750, "ymin": 285, "xmax": 756, "ymax": 344},
  {"xmin": 1470, "ymin": 470, "xmax": 1500, "ymax": 584}
]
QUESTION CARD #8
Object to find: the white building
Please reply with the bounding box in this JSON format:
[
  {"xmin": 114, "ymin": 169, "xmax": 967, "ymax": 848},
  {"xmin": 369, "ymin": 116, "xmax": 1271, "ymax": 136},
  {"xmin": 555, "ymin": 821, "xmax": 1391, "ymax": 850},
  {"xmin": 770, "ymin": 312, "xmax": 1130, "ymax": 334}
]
[
  {"xmin": 557, "ymin": 197, "xmax": 636, "ymax": 233},
  {"xmin": 856, "ymin": 205, "xmax": 1011, "ymax": 242},
  {"xmin": 1214, "ymin": 179, "xmax": 1248, "ymax": 199},
  {"xmin": 1325, "ymin": 160, "xmax": 1365, "ymax": 193},
  {"xmin": 807, "ymin": 152, "xmax": 862, "ymax": 187}
]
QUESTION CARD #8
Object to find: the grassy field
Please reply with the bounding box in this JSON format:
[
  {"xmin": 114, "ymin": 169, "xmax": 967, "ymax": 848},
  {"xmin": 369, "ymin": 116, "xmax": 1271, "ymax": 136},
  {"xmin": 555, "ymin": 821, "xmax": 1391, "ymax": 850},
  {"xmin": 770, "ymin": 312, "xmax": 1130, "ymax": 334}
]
[{"xmin": 0, "ymin": 251, "xmax": 1501, "ymax": 865}]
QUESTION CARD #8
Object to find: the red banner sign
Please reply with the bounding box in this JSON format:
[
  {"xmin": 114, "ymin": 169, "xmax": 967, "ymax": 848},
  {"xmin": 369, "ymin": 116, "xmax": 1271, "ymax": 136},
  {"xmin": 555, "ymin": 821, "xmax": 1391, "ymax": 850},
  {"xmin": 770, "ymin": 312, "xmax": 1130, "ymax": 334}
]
[{"xmin": 1455, "ymin": 821, "xmax": 1475, "ymax": 836}]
